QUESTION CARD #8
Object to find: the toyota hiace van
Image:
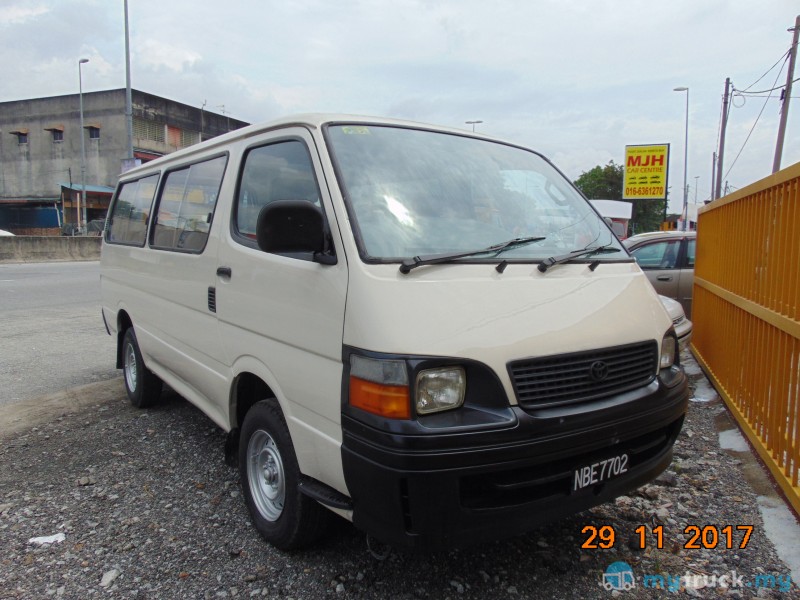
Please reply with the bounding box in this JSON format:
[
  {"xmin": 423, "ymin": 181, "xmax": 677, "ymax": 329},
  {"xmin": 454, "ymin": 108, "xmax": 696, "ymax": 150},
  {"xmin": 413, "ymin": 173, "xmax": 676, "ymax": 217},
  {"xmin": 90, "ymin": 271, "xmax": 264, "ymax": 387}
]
[{"xmin": 101, "ymin": 114, "xmax": 688, "ymax": 550}]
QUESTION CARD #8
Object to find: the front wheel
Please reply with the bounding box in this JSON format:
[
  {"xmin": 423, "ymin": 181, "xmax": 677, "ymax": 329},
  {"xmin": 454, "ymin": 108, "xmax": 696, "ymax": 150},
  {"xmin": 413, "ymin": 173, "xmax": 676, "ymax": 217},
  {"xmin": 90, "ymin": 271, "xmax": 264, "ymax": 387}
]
[
  {"xmin": 121, "ymin": 328, "xmax": 163, "ymax": 408},
  {"xmin": 239, "ymin": 399, "xmax": 330, "ymax": 550}
]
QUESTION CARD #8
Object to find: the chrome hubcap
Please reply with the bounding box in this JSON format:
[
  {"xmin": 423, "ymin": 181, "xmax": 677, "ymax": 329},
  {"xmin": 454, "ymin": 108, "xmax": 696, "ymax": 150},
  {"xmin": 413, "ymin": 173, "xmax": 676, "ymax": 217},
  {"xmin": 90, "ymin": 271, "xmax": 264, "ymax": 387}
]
[
  {"xmin": 247, "ymin": 430, "xmax": 285, "ymax": 521},
  {"xmin": 124, "ymin": 342, "xmax": 137, "ymax": 392}
]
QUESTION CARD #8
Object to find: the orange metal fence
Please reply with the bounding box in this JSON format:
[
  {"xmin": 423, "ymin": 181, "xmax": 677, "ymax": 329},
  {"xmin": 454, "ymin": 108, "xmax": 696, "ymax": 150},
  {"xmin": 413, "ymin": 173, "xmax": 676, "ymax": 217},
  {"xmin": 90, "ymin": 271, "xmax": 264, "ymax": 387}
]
[{"xmin": 692, "ymin": 161, "xmax": 800, "ymax": 515}]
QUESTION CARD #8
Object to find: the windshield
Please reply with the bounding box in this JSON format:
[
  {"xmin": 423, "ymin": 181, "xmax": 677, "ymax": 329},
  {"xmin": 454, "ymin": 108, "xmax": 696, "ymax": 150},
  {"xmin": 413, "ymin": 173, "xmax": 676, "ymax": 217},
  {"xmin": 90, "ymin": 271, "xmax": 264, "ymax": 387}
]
[{"xmin": 325, "ymin": 124, "xmax": 625, "ymax": 263}]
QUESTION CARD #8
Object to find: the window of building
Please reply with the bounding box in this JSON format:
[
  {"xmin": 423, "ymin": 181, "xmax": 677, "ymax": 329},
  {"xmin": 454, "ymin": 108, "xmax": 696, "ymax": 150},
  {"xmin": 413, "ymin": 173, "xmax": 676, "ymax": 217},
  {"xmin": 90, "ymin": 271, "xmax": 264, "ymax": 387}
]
[
  {"xmin": 87, "ymin": 126, "xmax": 100, "ymax": 140},
  {"xmin": 180, "ymin": 129, "xmax": 201, "ymax": 148},
  {"xmin": 133, "ymin": 117, "xmax": 165, "ymax": 143},
  {"xmin": 151, "ymin": 154, "xmax": 228, "ymax": 252},
  {"xmin": 106, "ymin": 174, "xmax": 160, "ymax": 246},
  {"xmin": 45, "ymin": 126, "xmax": 64, "ymax": 143},
  {"xmin": 10, "ymin": 130, "xmax": 28, "ymax": 144}
]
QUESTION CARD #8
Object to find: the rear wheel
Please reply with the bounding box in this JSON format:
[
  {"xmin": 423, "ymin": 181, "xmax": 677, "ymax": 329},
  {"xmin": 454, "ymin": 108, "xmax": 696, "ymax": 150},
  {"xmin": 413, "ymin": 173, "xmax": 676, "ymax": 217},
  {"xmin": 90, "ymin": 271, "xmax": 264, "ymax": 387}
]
[
  {"xmin": 239, "ymin": 399, "xmax": 330, "ymax": 550},
  {"xmin": 122, "ymin": 328, "xmax": 163, "ymax": 408}
]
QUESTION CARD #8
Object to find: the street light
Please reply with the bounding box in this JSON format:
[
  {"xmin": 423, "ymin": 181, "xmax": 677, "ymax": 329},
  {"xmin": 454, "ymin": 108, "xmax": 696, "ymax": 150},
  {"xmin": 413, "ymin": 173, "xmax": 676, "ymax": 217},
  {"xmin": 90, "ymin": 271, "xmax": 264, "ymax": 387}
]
[
  {"xmin": 465, "ymin": 120, "xmax": 483, "ymax": 132},
  {"xmin": 79, "ymin": 58, "xmax": 90, "ymax": 234},
  {"xmin": 673, "ymin": 86, "xmax": 689, "ymax": 231}
]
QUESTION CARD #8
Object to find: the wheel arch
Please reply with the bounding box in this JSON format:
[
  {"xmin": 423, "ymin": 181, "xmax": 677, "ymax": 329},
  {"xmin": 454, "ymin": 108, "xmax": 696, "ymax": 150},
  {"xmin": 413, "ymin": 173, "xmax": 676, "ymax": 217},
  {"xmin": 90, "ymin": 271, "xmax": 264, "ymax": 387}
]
[
  {"xmin": 231, "ymin": 371, "xmax": 279, "ymax": 432},
  {"xmin": 115, "ymin": 310, "xmax": 134, "ymax": 369},
  {"xmin": 226, "ymin": 359, "xmax": 323, "ymax": 482}
]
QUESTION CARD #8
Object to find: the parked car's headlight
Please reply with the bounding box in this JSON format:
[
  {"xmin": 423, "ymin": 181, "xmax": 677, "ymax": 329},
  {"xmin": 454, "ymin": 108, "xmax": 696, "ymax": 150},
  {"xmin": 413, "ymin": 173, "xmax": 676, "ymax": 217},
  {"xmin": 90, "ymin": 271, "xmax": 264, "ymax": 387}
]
[
  {"xmin": 660, "ymin": 334, "xmax": 678, "ymax": 369},
  {"xmin": 416, "ymin": 367, "xmax": 466, "ymax": 415}
]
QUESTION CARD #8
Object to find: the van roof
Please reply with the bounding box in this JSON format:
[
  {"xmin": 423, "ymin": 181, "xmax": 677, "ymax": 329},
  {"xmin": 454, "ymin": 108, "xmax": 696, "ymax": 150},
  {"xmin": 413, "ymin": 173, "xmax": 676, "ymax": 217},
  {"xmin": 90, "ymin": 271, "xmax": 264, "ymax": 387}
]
[
  {"xmin": 121, "ymin": 113, "xmax": 505, "ymax": 178},
  {"xmin": 120, "ymin": 113, "xmax": 550, "ymax": 179}
]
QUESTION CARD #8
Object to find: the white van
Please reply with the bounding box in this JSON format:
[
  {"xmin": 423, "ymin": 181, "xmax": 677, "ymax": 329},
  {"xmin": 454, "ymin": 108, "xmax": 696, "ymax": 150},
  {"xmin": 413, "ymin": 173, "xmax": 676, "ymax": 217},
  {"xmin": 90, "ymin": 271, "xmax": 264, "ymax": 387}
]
[{"xmin": 101, "ymin": 114, "xmax": 688, "ymax": 550}]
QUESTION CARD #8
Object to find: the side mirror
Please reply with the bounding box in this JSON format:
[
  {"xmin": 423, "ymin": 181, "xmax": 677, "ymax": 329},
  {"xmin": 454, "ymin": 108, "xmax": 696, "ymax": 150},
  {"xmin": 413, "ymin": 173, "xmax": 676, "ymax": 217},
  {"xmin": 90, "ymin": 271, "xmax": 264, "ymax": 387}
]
[{"xmin": 256, "ymin": 200, "xmax": 335, "ymax": 264}]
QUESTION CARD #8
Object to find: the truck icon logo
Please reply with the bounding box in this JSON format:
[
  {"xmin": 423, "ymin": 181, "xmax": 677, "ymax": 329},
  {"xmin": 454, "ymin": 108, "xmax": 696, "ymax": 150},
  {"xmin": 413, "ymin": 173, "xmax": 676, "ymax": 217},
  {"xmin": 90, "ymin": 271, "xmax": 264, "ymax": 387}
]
[{"xmin": 603, "ymin": 561, "xmax": 635, "ymax": 591}]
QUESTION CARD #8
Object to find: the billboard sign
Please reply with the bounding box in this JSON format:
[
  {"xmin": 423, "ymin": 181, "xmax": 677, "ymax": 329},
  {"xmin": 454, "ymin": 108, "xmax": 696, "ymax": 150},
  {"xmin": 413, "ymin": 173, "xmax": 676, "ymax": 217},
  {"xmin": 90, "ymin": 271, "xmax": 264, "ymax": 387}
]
[{"xmin": 623, "ymin": 144, "xmax": 669, "ymax": 200}]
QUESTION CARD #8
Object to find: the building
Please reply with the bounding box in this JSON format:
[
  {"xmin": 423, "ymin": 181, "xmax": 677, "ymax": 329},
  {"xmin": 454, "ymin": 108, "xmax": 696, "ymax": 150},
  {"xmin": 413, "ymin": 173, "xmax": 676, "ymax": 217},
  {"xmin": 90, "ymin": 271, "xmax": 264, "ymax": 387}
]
[
  {"xmin": 589, "ymin": 199, "xmax": 633, "ymax": 240},
  {"xmin": 0, "ymin": 89, "xmax": 249, "ymax": 234}
]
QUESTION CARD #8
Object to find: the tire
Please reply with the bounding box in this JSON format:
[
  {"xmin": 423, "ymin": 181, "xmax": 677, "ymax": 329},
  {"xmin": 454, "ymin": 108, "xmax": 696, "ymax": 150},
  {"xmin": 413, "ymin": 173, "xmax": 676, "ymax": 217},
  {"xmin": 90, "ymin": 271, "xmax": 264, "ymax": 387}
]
[
  {"xmin": 121, "ymin": 328, "xmax": 163, "ymax": 408},
  {"xmin": 239, "ymin": 399, "xmax": 330, "ymax": 550}
]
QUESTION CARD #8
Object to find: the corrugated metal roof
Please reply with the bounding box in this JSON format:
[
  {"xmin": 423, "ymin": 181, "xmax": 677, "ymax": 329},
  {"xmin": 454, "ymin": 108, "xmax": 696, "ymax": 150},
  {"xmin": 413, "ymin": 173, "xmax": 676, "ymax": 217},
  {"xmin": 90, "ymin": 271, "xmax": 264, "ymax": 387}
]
[{"xmin": 58, "ymin": 183, "xmax": 115, "ymax": 194}]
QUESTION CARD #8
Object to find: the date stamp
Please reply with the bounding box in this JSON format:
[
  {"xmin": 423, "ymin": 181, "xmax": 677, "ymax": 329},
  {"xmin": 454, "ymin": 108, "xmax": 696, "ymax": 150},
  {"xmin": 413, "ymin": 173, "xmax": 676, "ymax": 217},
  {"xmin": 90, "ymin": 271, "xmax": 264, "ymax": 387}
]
[{"xmin": 581, "ymin": 524, "xmax": 754, "ymax": 550}]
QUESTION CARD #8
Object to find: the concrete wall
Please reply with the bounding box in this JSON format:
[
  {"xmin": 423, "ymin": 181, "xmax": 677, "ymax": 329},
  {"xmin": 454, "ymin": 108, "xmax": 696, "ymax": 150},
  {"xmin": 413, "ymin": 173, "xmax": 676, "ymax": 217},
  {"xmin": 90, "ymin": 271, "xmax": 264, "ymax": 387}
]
[
  {"xmin": 0, "ymin": 90, "xmax": 131, "ymax": 199},
  {"xmin": 0, "ymin": 90, "xmax": 250, "ymax": 202},
  {"xmin": 0, "ymin": 236, "xmax": 101, "ymax": 263}
]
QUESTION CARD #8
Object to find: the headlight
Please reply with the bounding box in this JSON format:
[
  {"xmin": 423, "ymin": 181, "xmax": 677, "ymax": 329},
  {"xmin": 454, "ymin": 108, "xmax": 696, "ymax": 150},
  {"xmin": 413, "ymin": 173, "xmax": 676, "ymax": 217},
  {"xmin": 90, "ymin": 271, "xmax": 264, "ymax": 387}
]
[
  {"xmin": 416, "ymin": 367, "xmax": 466, "ymax": 415},
  {"xmin": 660, "ymin": 334, "xmax": 677, "ymax": 369}
]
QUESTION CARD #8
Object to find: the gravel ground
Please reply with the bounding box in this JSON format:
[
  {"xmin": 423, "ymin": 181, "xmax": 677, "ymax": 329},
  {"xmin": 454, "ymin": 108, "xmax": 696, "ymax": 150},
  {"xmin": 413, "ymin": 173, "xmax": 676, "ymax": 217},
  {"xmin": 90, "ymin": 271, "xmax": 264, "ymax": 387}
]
[{"xmin": 1, "ymin": 359, "xmax": 798, "ymax": 600}]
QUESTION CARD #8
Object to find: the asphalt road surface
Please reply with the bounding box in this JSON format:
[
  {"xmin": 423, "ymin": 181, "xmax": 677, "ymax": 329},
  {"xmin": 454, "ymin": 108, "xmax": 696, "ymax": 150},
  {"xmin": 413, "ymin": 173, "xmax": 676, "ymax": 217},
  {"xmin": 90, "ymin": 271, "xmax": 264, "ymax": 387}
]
[{"xmin": 0, "ymin": 261, "xmax": 117, "ymax": 406}]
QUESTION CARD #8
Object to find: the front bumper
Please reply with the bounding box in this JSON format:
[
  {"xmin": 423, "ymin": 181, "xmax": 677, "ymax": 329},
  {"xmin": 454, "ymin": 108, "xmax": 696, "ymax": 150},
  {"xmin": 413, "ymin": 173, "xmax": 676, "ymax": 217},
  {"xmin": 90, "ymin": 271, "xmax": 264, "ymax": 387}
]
[
  {"xmin": 341, "ymin": 369, "xmax": 688, "ymax": 550},
  {"xmin": 677, "ymin": 327, "xmax": 692, "ymax": 354}
]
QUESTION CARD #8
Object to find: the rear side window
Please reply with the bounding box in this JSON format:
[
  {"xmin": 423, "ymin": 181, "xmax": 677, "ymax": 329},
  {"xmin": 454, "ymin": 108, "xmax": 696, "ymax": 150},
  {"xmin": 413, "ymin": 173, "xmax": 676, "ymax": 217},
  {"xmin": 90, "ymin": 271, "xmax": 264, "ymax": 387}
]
[
  {"xmin": 151, "ymin": 155, "xmax": 227, "ymax": 252},
  {"xmin": 234, "ymin": 140, "xmax": 321, "ymax": 244},
  {"xmin": 685, "ymin": 239, "xmax": 696, "ymax": 267},
  {"xmin": 106, "ymin": 174, "xmax": 159, "ymax": 246}
]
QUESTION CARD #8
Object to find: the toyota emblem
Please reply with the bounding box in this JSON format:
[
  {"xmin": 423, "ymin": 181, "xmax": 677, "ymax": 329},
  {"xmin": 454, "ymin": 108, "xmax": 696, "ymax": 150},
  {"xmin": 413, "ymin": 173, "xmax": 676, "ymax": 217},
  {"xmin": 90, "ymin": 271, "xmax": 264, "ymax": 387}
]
[{"xmin": 589, "ymin": 360, "xmax": 609, "ymax": 382}]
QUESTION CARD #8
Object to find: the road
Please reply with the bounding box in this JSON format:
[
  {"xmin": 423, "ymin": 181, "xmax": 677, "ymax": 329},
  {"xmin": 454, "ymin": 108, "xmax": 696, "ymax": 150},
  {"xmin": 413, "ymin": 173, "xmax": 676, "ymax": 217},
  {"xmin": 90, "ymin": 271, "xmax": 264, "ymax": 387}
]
[{"xmin": 0, "ymin": 261, "xmax": 117, "ymax": 406}]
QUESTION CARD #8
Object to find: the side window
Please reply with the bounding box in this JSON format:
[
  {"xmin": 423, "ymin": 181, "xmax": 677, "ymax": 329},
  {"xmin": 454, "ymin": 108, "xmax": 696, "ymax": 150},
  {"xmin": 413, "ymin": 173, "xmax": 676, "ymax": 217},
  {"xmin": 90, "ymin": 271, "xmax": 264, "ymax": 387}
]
[
  {"xmin": 106, "ymin": 174, "xmax": 159, "ymax": 246},
  {"xmin": 685, "ymin": 239, "xmax": 696, "ymax": 268},
  {"xmin": 631, "ymin": 240, "xmax": 681, "ymax": 269},
  {"xmin": 151, "ymin": 155, "xmax": 227, "ymax": 252},
  {"xmin": 235, "ymin": 140, "xmax": 321, "ymax": 243}
]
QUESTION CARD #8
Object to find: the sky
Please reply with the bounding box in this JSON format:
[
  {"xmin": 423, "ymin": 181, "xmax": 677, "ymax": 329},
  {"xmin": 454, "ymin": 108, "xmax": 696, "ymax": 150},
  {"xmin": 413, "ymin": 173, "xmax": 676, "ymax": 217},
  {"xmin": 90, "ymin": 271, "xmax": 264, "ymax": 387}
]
[{"xmin": 1, "ymin": 0, "xmax": 798, "ymax": 214}]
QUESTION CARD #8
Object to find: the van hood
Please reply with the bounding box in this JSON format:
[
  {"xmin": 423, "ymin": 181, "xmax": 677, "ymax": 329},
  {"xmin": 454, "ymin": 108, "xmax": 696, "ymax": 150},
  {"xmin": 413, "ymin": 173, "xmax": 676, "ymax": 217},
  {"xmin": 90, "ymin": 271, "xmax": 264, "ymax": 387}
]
[{"xmin": 343, "ymin": 262, "xmax": 671, "ymax": 404}]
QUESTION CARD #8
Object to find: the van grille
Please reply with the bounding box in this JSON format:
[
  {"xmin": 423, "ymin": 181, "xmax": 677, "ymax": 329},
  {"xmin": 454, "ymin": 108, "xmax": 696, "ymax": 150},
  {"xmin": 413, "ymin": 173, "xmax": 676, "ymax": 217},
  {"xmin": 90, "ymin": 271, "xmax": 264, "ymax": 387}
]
[{"xmin": 508, "ymin": 341, "xmax": 658, "ymax": 409}]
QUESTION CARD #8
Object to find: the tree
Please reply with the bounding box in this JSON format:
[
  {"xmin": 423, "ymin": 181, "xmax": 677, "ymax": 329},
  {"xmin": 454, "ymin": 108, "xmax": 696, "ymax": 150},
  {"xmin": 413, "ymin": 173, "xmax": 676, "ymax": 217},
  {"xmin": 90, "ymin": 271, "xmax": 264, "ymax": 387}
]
[{"xmin": 574, "ymin": 161, "xmax": 666, "ymax": 235}]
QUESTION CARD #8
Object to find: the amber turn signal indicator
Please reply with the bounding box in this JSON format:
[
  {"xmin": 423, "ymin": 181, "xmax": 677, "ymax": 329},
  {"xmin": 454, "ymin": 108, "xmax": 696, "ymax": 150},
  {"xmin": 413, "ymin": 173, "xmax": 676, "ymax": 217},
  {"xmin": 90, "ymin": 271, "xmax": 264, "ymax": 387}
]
[{"xmin": 349, "ymin": 376, "xmax": 410, "ymax": 419}]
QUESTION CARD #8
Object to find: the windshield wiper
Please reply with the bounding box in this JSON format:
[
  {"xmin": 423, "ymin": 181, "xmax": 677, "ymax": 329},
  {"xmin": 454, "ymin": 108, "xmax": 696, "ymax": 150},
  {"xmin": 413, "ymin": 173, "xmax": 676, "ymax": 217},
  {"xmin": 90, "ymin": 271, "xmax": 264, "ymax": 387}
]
[
  {"xmin": 537, "ymin": 245, "xmax": 618, "ymax": 273},
  {"xmin": 399, "ymin": 236, "xmax": 545, "ymax": 274}
]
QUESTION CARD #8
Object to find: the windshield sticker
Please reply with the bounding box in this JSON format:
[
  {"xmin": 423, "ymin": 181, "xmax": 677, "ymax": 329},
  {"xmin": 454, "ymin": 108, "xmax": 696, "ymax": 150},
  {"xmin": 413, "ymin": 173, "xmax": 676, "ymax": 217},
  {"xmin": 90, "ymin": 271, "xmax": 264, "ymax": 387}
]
[{"xmin": 341, "ymin": 126, "xmax": 371, "ymax": 135}]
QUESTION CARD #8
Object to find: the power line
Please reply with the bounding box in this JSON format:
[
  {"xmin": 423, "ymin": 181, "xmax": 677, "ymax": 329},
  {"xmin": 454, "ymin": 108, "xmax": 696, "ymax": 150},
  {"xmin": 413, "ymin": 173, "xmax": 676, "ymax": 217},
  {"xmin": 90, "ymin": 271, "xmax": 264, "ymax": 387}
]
[
  {"xmin": 739, "ymin": 49, "xmax": 791, "ymax": 92},
  {"xmin": 735, "ymin": 75, "xmax": 800, "ymax": 95},
  {"xmin": 723, "ymin": 56, "xmax": 787, "ymax": 182},
  {"xmin": 735, "ymin": 92, "xmax": 800, "ymax": 98}
]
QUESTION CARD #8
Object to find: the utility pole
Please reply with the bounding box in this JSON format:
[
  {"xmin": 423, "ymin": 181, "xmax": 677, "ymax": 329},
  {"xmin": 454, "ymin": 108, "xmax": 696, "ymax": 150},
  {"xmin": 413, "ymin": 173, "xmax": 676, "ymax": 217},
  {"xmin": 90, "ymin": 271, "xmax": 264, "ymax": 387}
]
[
  {"xmin": 710, "ymin": 152, "xmax": 716, "ymax": 204},
  {"xmin": 772, "ymin": 15, "xmax": 799, "ymax": 173},
  {"xmin": 715, "ymin": 78, "xmax": 730, "ymax": 200},
  {"xmin": 124, "ymin": 0, "xmax": 134, "ymax": 166}
]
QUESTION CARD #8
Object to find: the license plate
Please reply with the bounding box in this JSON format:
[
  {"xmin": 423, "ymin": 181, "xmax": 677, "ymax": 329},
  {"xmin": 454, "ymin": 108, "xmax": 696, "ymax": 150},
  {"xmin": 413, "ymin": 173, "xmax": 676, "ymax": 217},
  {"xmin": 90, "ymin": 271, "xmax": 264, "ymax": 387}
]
[{"xmin": 573, "ymin": 453, "xmax": 629, "ymax": 491}]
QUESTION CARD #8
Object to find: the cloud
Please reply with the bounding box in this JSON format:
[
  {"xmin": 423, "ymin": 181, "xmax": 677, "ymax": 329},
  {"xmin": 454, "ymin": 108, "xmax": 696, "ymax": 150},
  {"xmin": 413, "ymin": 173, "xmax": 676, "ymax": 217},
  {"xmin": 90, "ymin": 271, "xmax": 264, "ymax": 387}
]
[
  {"xmin": 0, "ymin": 0, "xmax": 796, "ymax": 194},
  {"xmin": 0, "ymin": 4, "xmax": 49, "ymax": 25},
  {"xmin": 135, "ymin": 39, "xmax": 202, "ymax": 72}
]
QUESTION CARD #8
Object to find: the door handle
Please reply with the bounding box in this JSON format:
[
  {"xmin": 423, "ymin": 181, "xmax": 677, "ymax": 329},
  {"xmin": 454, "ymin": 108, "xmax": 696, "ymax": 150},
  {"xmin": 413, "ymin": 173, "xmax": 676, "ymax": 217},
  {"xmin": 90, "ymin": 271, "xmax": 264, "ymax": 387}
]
[
  {"xmin": 656, "ymin": 275, "xmax": 672, "ymax": 281},
  {"xmin": 216, "ymin": 266, "xmax": 232, "ymax": 278}
]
